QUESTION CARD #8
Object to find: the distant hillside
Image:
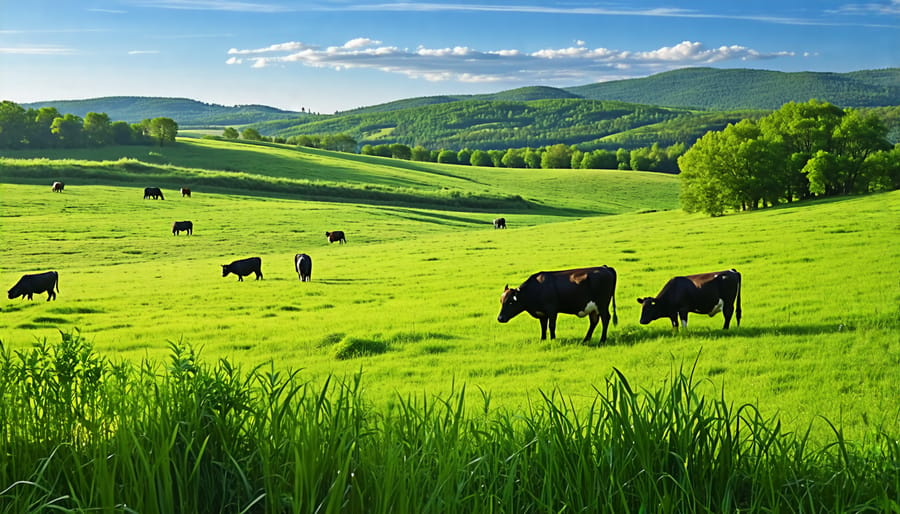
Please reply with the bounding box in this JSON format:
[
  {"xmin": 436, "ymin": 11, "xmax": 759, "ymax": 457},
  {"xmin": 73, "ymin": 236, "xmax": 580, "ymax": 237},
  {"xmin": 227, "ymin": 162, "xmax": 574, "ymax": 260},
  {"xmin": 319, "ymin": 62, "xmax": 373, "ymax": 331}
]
[
  {"xmin": 565, "ymin": 67, "xmax": 900, "ymax": 110},
  {"xmin": 20, "ymin": 96, "xmax": 307, "ymax": 126}
]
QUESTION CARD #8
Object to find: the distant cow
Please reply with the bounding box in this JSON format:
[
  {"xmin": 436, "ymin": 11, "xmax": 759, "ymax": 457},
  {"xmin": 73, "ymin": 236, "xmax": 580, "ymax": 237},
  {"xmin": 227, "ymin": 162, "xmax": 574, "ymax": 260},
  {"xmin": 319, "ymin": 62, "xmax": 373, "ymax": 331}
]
[
  {"xmin": 222, "ymin": 257, "xmax": 263, "ymax": 281},
  {"xmin": 8, "ymin": 271, "xmax": 59, "ymax": 301},
  {"xmin": 51, "ymin": 181, "xmax": 64, "ymax": 192},
  {"xmin": 637, "ymin": 269, "xmax": 742, "ymax": 329},
  {"xmin": 295, "ymin": 253, "xmax": 312, "ymax": 282},
  {"xmin": 498, "ymin": 266, "xmax": 618, "ymax": 344},
  {"xmin": 326, "ymin": 231, "xmax": 347, "ymax": 244},
  {"xmin": 181, "ymin": 187, "xmax": 191, "ymax": 197},
  {"xmin": 143, "ymin": 187, "xmax": 164, "ymax": 200},
  {"xmin": 493, "ymin": 217, "xmax": 506, "ymax": 229},
  {"xmin": 172, "ymin": 220, "xmax": 193, "ymax": 236}
]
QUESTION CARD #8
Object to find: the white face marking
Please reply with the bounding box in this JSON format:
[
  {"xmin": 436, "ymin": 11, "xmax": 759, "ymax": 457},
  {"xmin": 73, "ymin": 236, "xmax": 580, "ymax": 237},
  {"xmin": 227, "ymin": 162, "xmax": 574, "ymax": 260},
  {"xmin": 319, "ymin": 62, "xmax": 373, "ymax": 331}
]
[
  {"xmin": 681, "ymin": 318, "xmax": 688, "ymax": 328},
  {"xmin": 708, "ymin": 299, "xmax": 724, "ymax": 316},
  {"xmin": 577, "ymin": 301, "xmax": 599, "ymax": 317}
]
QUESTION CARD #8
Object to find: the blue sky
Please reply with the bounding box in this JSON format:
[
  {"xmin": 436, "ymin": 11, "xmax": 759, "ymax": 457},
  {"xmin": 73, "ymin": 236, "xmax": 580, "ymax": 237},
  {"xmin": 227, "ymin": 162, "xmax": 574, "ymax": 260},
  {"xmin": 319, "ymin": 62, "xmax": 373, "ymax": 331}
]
[{"xmin": 1, "ymin": 1, "xmax": 897, "ymax": 113}]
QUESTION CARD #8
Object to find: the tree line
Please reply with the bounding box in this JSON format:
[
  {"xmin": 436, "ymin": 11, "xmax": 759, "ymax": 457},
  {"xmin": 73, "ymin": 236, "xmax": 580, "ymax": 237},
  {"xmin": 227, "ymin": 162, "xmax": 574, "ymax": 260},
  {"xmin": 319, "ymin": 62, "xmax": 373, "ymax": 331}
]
[
  {"xmin": 0, "ymin": 101, "xmax": 178, "ymax": 149},
  {"xmin": 678, "ymin": 99, "xmax": 899, "ymax": 215}
]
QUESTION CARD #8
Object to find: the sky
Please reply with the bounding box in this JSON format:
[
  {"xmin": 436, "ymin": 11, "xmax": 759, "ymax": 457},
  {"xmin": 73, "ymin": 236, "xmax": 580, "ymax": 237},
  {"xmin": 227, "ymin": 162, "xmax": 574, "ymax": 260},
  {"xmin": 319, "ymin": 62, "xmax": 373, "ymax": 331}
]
[{"xmin": 1, "ymin": 1, "xmax": 897, "ymax": 114}]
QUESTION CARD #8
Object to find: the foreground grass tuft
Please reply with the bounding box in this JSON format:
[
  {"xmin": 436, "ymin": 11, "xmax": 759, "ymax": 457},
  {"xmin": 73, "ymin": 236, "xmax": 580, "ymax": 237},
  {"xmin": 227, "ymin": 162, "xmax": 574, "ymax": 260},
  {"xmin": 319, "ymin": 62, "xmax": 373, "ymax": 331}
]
[{"xmin": 0, "ymin": 331, "xmax": 896, "ymax": 513}]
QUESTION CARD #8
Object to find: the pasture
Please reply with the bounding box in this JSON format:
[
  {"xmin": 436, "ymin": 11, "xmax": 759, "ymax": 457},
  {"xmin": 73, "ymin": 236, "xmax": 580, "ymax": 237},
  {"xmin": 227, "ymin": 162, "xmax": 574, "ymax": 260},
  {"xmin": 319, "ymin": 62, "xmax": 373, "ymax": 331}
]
[{"xmin": 0, "ymin": 139, "xmax": 897, "ymax": 444}]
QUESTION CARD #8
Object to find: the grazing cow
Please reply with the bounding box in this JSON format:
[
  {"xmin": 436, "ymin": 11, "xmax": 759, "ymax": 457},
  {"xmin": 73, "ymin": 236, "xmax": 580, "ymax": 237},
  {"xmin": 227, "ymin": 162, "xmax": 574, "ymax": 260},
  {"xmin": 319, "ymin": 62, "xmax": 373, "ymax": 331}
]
[
  {"xmin": 498, "ymin": 266, "xmax": 618, "ymax": 344},
  {"xmin": 181, "ymin": 187, "xmax": 191, "ymax": 197},
  {"xmin": 637, "ymin": 269, "xmax": 742, "ymax": 329},
  {"xmin": 143, "ymin": 187, "xmax": 164, "ymax": 200},
  {"xmin": 8, "ymin": 271, "xmax": 59, "ymax": 301},
  {"xmin": 221, "ymin": 257, "xmax": 263, "ymax": 281},
  {"xmin": 295, "ymin": 253, "xmax": 312, "ymax": 282},
  {"xmin": 326, "ymin": 231, "xmax": 347, "ymax": 244},
  {"xmin": 51, "ymin": 181, "xmax": 65, "ymax": 192},
  {"xmin": 172, "ymin": 220, "xmax": 193, "ymax": 236},
  {"xmin": 493, "ymin": 217, "xmax": 506, "ymax": 229}
]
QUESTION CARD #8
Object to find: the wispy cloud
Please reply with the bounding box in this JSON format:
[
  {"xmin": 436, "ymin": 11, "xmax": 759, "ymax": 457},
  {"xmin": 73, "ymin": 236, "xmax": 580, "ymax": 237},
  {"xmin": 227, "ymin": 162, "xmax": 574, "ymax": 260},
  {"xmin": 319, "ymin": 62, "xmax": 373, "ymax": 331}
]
[
  {"xmin": 88, "ymin": 8, "xmax": 127, "ymax": 14},
  {"xmin": 226, "ymin": 38, "xmax": 795, "ymax": 83},
  {"xmin": 132, "ymin": 0, "xmax": 293, "ymax": 12},
  {"xmin": 128, "ymin": 50, "xmax": 160, "ymax": 55},
  {"xmin": 0, "ymin": 46, "xmax": 76, "ymax": 55},
  {"xmin": 830, "ymin": 0, "xmax": 900, "ymax": 15}
]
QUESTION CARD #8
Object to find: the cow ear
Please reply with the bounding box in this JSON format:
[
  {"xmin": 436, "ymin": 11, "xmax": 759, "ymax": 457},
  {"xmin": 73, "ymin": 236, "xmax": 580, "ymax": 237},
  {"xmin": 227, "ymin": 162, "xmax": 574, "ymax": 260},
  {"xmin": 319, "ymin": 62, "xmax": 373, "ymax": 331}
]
[
  {"xmin": 504, "ymin": 284, "xmax": 509, "ymax": 291},
  {"xmin": 637, "ymin": 297, "xmax": 647, "ymax": 304}
]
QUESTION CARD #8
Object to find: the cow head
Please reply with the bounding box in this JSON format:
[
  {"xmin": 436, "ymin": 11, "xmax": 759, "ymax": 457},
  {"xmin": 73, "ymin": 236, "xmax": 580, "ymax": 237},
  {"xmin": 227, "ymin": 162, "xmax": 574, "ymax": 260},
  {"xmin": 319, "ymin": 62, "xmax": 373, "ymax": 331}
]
[
  {"xmin": 221, "ymin": 265, "xmax": 231, "ymax": 277},
  {"xmin": 636, "ymin": 297, "xmax": 662, "ymax": 325},
  {"xmin": 497, "ymin": 285, "xmax": 526, "ymax": 323}
]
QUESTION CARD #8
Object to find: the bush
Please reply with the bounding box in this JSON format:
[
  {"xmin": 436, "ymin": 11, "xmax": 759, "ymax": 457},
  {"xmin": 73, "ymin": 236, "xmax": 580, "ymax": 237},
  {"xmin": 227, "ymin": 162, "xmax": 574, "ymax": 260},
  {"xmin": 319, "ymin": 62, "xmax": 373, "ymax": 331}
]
[{"xmin": 334, "ymin": 336, "xmax": 389, "ymax": 359}]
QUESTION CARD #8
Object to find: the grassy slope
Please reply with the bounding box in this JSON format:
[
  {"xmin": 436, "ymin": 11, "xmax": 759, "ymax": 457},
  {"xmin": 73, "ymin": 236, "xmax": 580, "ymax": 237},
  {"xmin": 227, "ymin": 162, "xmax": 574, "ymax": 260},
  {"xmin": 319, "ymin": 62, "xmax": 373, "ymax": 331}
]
[{"xmin": 0, "ymin": 140, "xmax": 897, "ymax": 442}]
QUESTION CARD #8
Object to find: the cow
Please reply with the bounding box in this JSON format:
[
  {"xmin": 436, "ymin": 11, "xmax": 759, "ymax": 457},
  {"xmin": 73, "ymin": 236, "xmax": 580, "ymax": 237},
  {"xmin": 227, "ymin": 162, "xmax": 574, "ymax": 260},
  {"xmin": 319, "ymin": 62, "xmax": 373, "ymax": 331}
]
[
  {"xmin": 181, "ymin": 187, "xmax": 191, "ymax": 198},
  {"xmin": 172, "ymin": 220, "xmax": 193, "ymax": 236},
  {"xmin": 493, "ymin": 217, "xmax": 506, "ymax": 229},
  {"xmin": 636, "ymin": 269, "xmax": 742, "ymax": 330},
  {"xmin": 326, "ymin": 231, "xmax": 347, "ymax": 244},
  {"xmin": 143, "ymin": 187, "xmax": 164, "ymax": 200},
  {"xmin": 8, "ymin": 271, "xmax": 59, "ymax": 301},
  {"xmin": 51, "ymin": 181, "xmax": 65, "ymax": 192},
  {"xmin": 221, "ymin": 257, "xmax": 263, "ymax": 281},
  {"xmin": 498, "ymin": 266, "xmax": 618, "ymax": 344},
  {"xmin": 295, "ymin": 253, "xmax": 312, "ymax": 282}
]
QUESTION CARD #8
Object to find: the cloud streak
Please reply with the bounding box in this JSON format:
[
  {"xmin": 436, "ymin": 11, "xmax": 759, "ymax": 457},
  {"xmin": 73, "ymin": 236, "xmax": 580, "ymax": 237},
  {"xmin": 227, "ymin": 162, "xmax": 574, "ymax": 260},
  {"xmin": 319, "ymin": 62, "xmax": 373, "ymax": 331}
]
[
  {"xmin": 227, "ymin": 39, "xmax": 795, "ymax": 84},
  {"xmin": 0, "ymin": 46, "xmax": 76, "ymax": 55}
]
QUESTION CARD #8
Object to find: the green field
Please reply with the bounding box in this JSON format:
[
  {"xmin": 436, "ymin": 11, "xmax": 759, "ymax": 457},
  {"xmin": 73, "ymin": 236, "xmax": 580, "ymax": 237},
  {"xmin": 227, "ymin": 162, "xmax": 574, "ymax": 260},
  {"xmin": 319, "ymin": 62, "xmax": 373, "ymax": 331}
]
[{"xmin": 1, "ymin": 139, "xmax": 898, "ymax": 444}]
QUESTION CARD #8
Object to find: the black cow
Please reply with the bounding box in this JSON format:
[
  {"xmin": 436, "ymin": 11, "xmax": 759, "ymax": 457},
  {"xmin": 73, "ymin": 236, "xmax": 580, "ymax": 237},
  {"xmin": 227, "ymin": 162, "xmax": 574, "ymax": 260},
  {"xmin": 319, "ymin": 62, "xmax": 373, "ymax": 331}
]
[
  {"xmin": 295, "ymin": 253, "xmax": 312, "ymax": 282},
  {"xmin": 172, "ymin": 220, "xmax": 193, "ymax": 236},
  {"xmin": 637, "ymin": 269, "xmax": 742, "ymax": 329},
  {"xmin": 326, "ymin": 231, "xmax": 347, "ymax": 244},
  {"xmin": 181, "ymin": 187, "xmax": 191, "ymax": 197},
  {"xmin": 493, "ymin": 217, "xmax": 506, "ymax": 229},
  {"xmin": 143, "ymin": 187, "xmax": 164, "ymax": 200},
  {"xmin": 498, "ymin": 266, "xmax": 618, "ymax": 344},
  {"xmin": 8, "ymin": 271, "xmax": 59, "ymax": 301},
  {"xmin": 51, "ymin": 181, "xmax": 65, "ymax": 192},
  {"xmin": 222, "ymin": 257, "xmax": 263, "ymax": 281}
]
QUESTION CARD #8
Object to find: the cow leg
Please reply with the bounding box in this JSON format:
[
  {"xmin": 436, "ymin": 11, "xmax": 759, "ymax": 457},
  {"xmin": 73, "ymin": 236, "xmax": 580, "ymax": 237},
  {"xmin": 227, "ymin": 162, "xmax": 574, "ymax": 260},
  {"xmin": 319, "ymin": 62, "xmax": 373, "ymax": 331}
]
[
  {"xmin": 583, "ymin": 311, "xmax": 600, "ymax": 343},
  {"xmin": 678, "ymin": 311, "xmax": 689, "ymax": 329},
  {"xmin": 256, "ymin": 271, "xmax": 263, "ymax": 280},
  {"xmin": 598, "ymin": 309, "xmax": 611, "ymax": 343},
  {"xmin": 237, "ymin": 275, "xmax": 244, "ymax": 282},
  {"xmin": 548, "ymin": 313, "xmax": 558, "ymax": 340},
  {"xmin": 47, "ymin": 289, "xmax": 56, "ymax": 301},
  {"xmin": 539, "ymin": 317, "xmax": 548, "ymax": 340},
  {"xmin": 722, "ymin": 302, "xmax": 734, "ymax": 329}
]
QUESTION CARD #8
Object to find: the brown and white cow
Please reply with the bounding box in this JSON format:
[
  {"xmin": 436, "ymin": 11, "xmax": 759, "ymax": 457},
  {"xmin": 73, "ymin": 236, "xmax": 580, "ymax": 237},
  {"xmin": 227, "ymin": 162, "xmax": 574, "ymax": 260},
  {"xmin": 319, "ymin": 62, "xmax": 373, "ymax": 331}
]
[
  {"xmin": 51, "ymin": 181, "xmax": 65, "ymax": 192},
  {"xmin": 181, "ymin": 187, "xmax": 191, "ymax": 197},
  {"xmin": 493, "ymin": 217, "xmax": 506, "ymax": 229},
  {"xmin": 295, "ymin": 253, "xmax": 312, "ymax": 282},
  {"xmin": 326, "ymin": 231, "xmax": 347, "ymax": 244},
  {"xmin": 498, "ymin": 266, "xmax": 618, "ymax": 344},
  {"xmin": 637, "ymin": 269, "xmax": 742, "ymax": 329}
]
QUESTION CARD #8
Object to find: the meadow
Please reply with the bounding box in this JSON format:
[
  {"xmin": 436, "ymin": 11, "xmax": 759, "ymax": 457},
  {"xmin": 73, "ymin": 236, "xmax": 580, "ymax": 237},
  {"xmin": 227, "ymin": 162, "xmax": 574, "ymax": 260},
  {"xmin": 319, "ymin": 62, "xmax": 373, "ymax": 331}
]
[{"xmin": 0, "ymin": 139, "xmax": 898, "ymax": 511}]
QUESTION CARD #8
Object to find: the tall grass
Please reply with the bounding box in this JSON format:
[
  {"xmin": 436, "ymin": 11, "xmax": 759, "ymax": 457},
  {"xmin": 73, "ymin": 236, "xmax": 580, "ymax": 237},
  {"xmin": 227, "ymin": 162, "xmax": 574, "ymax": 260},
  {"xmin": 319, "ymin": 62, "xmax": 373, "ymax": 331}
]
[{"xmin": 1, "ymin": 331, "xmax": 896, "ymax": 513}]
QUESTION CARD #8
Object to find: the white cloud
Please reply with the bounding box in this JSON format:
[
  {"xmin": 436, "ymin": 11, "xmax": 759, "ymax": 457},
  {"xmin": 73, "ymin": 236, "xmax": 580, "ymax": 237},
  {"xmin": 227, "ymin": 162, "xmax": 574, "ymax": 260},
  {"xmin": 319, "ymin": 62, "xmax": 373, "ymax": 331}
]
[
  {"xmin": 128, "ymin": 50, "xmax": 160, "ymax": 55},
  {"xmin": 227, "ymin": 38, "xmax": 796, "ymax": 83},
  {"xmin": 0, "ymin": 46, "xmax": 75, "ymax": 55},
  {"xmin": 133, "ymin": 0, "xmax": 292, "ymax": 12}
]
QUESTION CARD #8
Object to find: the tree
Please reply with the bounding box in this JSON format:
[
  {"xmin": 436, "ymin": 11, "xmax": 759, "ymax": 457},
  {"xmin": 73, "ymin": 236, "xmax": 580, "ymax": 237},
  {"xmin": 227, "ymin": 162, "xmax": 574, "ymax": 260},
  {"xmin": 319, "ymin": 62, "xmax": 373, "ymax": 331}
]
[
  {"xmin": 83, "ymin": 112, "xmax": 112, "ymax": 146},
  {"xmin": 0, "ymin": 100, "xmax": 28, "ymax": 148},
  {"xmin": 411, "ymin": 145, "xmax": 431, "ymax": 161},
  {"xmin": 241, "ymin": 127, "xmax": 262, "ymax": 141},
  {"xmin": 149, "ymin": 117, "xmax": 178, "ymax": 146},
  {"xmin": 615, "ymin": 148, "xmax": 630, "ymax": 170},
  {"xmin": 323, "ymin": 133, "xmax": 357, "ymax": 152},
  {"xmin": 523, "ymin": 147, "xmax": 541, "ymax": 169},
  {"xmin": 540, "ymin": 144, "xmax": 571, "ymax": 169},
  {"xmin": 111, "ymin": 121, "xmax": 135, "ymax": 145},
  {"xmin": 390, "ymin": 143, "xmax": 412, "ymax": 160},
  {"xmin": 223, "ymin": 127, "xmax": 239, "ymax": 139},
  {"xmin": 488, "ymin": 149, "xmax": 505, "ymax": 167},
  {"xmin": 437, "ymin": 149, "xmax": 457, "ymax": 164},
  {"xmin": 501, "ymin": 148, "xmax": 526, "ymax": 168},
  {"xmin": 51, "ymin": 114, "xmax": 85, "ymax": 148},
  {"xmin": 469, "ymin": 149, "xmax": 492, "ymax": 167},
  {"xmin": 29, "ymin": 106, "xmax": 61, "ymax": 147},
  {"xmin": 456, "ymin": 148, "xmax": 472, "ymax": 165}
]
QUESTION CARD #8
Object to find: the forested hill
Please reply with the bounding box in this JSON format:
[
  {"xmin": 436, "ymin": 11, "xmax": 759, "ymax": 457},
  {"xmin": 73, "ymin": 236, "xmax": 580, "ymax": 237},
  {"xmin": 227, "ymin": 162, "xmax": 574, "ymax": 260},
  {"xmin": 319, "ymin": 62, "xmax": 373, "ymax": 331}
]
[
  {"xmin": 565, "ymin": 68, "xmax": 900, "ymax": 110},
  {"xmin": 19, "ymin": 97, "xmax": 308, "ymax": 126}
]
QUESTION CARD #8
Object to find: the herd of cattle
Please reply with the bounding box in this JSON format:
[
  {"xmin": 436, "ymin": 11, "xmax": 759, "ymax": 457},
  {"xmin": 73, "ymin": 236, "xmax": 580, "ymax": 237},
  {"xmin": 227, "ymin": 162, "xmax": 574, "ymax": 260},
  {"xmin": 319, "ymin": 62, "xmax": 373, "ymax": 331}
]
[{"xmin": 6, "ymin": 184, "xmax": 744, "ymax": 345}]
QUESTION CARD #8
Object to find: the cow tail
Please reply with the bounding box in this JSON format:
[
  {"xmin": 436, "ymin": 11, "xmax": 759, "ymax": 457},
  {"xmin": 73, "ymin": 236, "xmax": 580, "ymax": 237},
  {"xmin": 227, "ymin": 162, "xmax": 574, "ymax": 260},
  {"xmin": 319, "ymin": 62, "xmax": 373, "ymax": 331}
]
[
  {"xmin": 612, "ymin": 293, "xmax": 618, "ymax": 326},
  {"xmin": 55, "ymin": 271, "xmax": 60, "ymax": 294},
  {"xmin": 734, "ymin": 269, "xmax": 742, "ymax": 327}
]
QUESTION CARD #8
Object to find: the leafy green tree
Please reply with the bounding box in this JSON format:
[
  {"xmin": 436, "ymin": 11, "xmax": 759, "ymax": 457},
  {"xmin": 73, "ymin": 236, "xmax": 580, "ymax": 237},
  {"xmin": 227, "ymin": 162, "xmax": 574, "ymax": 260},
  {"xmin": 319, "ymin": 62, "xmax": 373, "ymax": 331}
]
[
  {"xmin": 615, "ymin": 148, "xmax": 630, "ymax": 170},
  {"xmin": 390, "ymin": 143, "xmax": 412, "ymax": 160},
  {"xmin": 147, "ymin": 117, "xmax": 178, "ymax": 146},
  {"xmin": 488, "ymin": 149, "xmax": 505, "ymax": 167},
  {"xmin": 83, "ymin": 112, "xmax": 112, "ymax": 146},
  {"xmin": 581, "ymin": 149, "xmax": 617, "ymax": 169},
  {"xmin": 437, "ymin": 149, "xmax": 457, "ymax": 164},
  {"xmin": 241, "ymin": 127, "xmax": 262, "ymax": 141},
  {"xmin": 456, "ymin": 148, "xmax": 472, "ymax": 166},
  {"xmin": 540, "ymin": 144, "xmax": 571, "ymax": 169},
  {"xmin": 501, "ymin": 148, "xmax": 526, "ymax": 168},
  {"xmin": 570, "ymin": 148, "xmax": 584, "ymax": 169},
  {"xmin": 223, "ymin": 127, "xmax": 239, "ymax": 139},
  {"xmin": 469, "ymin": 149, "xmax": 492, "ymax": 167},
  {"xmin": 323, "ymin": 133, "xmax": 357, "ymax": 152},
  {"xmin": 111, "ymin": 121, "xmax": 134, "ymax": 145},
  {"xmin": 0, "ymin": 100, "xmax": 28, "ymax": 148},
  {"xmin": 28, "ymin": 106, "xmax": 61, "ymax": 147},
  {"xmin": 862, "ymin": 145, "xmax": 900, "ymax": 191},
  {"xmin": 411, "ymin": 145, "xmax": 431, "ymax": 161},
  {"xmin": 51, "ymin": 114, "xmax": 85, "ymax": 148},
  {"xmin": 523, "ymin": 147, "xmax": 541, "ymax": 169},
  {"xmin": 828, "ymin": 109, "xmax": 892, "ymax": 194}
]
